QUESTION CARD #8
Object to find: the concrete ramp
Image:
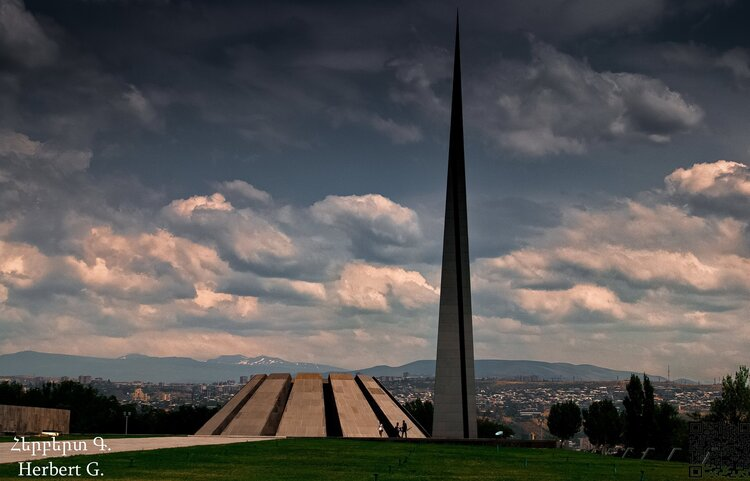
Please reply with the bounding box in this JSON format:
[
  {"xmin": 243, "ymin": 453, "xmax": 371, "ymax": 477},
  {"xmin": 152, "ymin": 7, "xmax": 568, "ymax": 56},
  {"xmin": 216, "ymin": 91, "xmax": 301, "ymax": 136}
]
[
  {"xmin": 329, "ymin": 373, "xmax": 379, "ymax": 437},
  {"xmin": 357, "ymin": 375, "xmax": 427, "ymax": 438},
  {"xmin": 276, "ymin": 373, "xmax": 326, "ymax": 437},
  {"xmin": 223, "ymin": 373, "xmax": 292, "ymax": 436},
  {"xmin": 196, "ymin": 374, "xmax": 266, "ymax": 435}
]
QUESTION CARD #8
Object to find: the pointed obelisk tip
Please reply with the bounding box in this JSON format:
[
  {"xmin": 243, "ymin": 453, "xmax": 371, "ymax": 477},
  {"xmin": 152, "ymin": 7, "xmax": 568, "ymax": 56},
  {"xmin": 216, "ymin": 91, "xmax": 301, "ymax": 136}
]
[{"xmin": 453, "ymin": 10, "xmax": 461, "ymax": 56}]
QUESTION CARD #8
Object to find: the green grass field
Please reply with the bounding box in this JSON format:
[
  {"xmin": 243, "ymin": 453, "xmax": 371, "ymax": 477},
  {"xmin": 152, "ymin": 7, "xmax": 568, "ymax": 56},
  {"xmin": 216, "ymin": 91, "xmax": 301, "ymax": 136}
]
[{"xmin": 1, "ymin": 438, "xmax": 691, "ymax": 481}]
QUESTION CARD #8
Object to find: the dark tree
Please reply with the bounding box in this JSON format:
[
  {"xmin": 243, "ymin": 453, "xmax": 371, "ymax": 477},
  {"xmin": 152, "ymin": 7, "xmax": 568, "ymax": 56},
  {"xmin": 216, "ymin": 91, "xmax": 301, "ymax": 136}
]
[
  {"xmin": 623, "ymin": 373, "xmax": 664, "ymax": 453},
  {"xmin": 403, "ymin": 399, "xmax": 433, "ymax": 435},
  {"xmin": 652, "ymin": 401, "xmax": 687, "ymax": 458},
  {"xmin": 0, "ymin": 380, "xmax": 217, "ymax": 434},
  {"xmin": 124, "ymin": 404, "xmax": 218, "ymax": 434},
  {"xmin": 710, "ymin": 365, "xmax": 750, "ymax": 424},
  {"xmin": 623, "ymin": 374, "xmax": 646, "ymax": 451},
  {"xmin": 476, "ymin": 417, "xmax": 514, "ymax": 438},
  {"xmin": 547, "ymin": 401, "xmax": 582, "ymax": 441},
  {"xmin": 0, "ymin": 381, "xmax": 24, "ymax": 405},
  {"xmin": 7, "ymin": 381, "xmax": 123, "ymax": 433},
  {"xmin": 641, "ymin": 373, "xmax": 656, "ymax": 447},
  {"xmin": 582, "ymin": 399, "xmax": 622, "ymax": 450}
]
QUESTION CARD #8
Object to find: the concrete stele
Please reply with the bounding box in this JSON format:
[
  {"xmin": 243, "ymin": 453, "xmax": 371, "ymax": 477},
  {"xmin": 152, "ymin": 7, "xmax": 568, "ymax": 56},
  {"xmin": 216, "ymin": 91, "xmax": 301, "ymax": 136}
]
[
  {"xmin": 222, "ymin": 373, "xmax": 291, "ymax": 436},
  {"xmin": 356, "ymin": 375, "xmax": 426, "ymax": 438},
  {"xmin": 329, "ymin": 373, "xmax": 380, "ymax": 438},
  {"xmin": 276, "ymin": 373, "xmax": 326, "ymax": 437},
  {"xmin": 195, "ymin": 374, "xmax": 266, "ymax": 435}
]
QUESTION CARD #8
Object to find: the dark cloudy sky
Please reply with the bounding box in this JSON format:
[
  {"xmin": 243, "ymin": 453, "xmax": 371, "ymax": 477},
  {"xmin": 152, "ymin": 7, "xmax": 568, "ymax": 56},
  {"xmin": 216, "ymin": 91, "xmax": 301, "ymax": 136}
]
[{"xmin": 1, "ymin": 0, "xmax": 749, "ymax": 380}]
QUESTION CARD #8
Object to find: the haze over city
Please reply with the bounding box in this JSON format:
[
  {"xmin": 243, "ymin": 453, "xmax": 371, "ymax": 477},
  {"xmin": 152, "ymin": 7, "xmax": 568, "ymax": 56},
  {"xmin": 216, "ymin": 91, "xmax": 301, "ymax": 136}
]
[{"xmin": 1, "ymin": 0, "xmax": 749, "ymax": 381}]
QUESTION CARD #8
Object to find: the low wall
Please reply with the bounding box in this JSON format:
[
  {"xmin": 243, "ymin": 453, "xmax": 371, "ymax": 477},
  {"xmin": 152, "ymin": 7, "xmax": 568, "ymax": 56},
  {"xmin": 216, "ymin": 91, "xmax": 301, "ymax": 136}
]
[{"xmin": 0, "ymin": 404, "xmax": 70, "ymax": 434}]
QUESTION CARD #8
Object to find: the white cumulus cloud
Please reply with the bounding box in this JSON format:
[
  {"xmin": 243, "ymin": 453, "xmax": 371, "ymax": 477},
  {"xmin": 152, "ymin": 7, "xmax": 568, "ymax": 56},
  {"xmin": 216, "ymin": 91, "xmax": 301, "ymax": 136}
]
[
  {"xmin": 335, "ymin": 262, "xmax": 438, "ymax": 311},
  {"xmin": 666, "ymin": 160, "xmax": 750, "ymax": 198},
  {"xmin": 166, "ymin": 193, "xmax": 234, "ymax": 218}
]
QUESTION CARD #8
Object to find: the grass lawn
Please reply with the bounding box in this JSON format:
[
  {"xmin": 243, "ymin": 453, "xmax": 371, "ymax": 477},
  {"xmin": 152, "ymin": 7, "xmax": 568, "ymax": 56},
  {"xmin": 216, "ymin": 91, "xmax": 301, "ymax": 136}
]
[{"xmin": 0, "ymin": 438, "xmax": 690, "ymax": 481}]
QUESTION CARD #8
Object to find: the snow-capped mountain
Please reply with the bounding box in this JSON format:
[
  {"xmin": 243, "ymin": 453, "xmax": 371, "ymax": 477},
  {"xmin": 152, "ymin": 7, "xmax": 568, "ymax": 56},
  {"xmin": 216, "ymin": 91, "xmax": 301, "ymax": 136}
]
[{"xmin": 206, "ymin": 354, "xmax": 338, "ymax": 370}]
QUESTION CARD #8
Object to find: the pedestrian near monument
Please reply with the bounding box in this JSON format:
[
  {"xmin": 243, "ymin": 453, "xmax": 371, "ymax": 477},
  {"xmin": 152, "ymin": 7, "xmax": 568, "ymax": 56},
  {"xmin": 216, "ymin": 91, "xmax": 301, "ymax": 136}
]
[
  {"xmin": 394, "ymin": 422, "xmax": 400, "ymax": 437},
  {"xmin": 378, "ymin": 422, "xmax": 384, "ymax": 437},
  {"xmin": 401, "ymin": 420, "xmax": 408, "ymax": 438}
]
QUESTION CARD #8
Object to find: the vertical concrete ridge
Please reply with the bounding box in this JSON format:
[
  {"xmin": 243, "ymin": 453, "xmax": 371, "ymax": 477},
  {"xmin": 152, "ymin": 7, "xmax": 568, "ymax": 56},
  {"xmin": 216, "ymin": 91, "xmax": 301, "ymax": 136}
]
[
  {"xmin": 355, "ymin": 375, "xmax": 427, "ymax": 438},
  {"xmin": 276, "ymin": 372, "xmax": 326, "ymax": 437},
  {"xmin": 322, "ymin": 378, "xmax": 342, "ymax": 437},
  {"xmin": 354, "ymin": 375, "xmax": 398, "ymax": 437},
  {"xmin": 328, "ymin": 373, "xmax": 380, "ymax": 437},
  {"xmin": 195, "ymin": 374, "xmax": 266, "ymax": 435},
  {"xmin": 222, "ymin": 373, "xmax": 292, "ymax": 436}
]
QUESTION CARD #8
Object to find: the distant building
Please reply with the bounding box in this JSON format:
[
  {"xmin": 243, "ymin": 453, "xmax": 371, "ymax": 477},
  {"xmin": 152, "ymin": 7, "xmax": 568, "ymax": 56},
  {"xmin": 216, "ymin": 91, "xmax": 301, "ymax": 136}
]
[
  {"xmin": 78, "ymin": 375, "xmax": 92, "ymax": 384},
  {"xmin": 520, "ymin": 411, "xmax": 542, "ymax": 417},
  {"xmin": 131, "ymin": 387, "xmax": 149, "ymax": 402},
  {"xmin": 239, "ymin": 376, "xmax": 248, "ymax": 384}
]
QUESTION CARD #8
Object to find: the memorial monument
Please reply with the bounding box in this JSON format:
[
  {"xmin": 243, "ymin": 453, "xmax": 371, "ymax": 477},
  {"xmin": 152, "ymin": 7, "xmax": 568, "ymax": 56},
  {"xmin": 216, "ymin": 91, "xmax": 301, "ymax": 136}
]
[
  {"xmin": 432, "ymin": 17, "xmax": 478, "ymax": 439},
  {"xmin": 197, "ymin": 18, "xmax": 474, "ymax": 440},
  {"xmin": 195, "ymin": 373, "xmax": 428, "ymax": 438}
]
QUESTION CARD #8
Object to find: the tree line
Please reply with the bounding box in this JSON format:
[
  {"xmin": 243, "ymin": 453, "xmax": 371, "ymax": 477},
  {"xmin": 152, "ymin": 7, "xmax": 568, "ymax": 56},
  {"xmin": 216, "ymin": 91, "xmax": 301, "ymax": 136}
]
[
  {"xmin": 0, "ymin": 380, "xmax": 218, "ymax": 434},
  {"xmin": 546, "ymin": 366, "xmax": 749, "ymax": 459},
  {"xmin": 403, "ymin": 398, "xmax": 515, "ymax": 438}
]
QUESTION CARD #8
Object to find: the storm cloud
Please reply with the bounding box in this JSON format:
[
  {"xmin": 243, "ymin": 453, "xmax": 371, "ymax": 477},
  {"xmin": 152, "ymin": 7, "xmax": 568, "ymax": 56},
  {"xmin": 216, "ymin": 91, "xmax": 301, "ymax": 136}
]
[{"xmin": 0, "ymin": 0, "xmax": 748, "ymax": 377}]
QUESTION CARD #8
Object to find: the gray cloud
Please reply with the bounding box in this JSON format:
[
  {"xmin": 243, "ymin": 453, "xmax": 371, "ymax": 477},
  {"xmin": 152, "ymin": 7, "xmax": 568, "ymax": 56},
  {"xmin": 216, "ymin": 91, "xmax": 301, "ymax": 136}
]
[
  {"xmin": 329, "ymin": 108, "xmax": 423, "ymax": 144},
  {"xmin": 1, "ymin": 0, "xmax": 749, "ymax": 376},
  {"xmin": 0, "ymin": 0, "xmax": 57, "ymax": 68},
  {"xmin": 471, "ymin": 40, "xmax": 704, "ymax": 155},
  {"xmin": 310, "ymin": 194, "xmax": 424, "ymax": 262},
  {"xmin": 215, "ymin": 180, "xmax": 272, "ymax": 205},
  {"xmin": 461, "ymin": 0, "xmax": 669, "ymax": 38}
]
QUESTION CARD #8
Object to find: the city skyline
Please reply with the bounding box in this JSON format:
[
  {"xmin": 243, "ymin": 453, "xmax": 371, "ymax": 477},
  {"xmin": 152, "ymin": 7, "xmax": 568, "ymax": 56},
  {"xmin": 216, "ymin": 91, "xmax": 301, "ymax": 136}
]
[{"xmin": 1, "ymin": 1, "xmax": 749, "ymax": 381}]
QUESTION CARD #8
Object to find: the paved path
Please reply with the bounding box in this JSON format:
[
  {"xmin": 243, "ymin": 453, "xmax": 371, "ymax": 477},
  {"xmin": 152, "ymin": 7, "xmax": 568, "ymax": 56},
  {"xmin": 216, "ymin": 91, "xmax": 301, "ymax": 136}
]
[{"xmin": 0, "ymin": 436, "xmax": 277, "ymax": 464}]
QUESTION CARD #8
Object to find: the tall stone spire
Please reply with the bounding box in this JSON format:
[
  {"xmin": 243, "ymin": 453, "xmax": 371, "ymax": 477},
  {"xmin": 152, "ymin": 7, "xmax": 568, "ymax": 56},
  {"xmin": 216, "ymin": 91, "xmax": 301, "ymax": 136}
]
[{"xmin": 432, "ymin": 15, "xmax": 477, "ymax": 439}]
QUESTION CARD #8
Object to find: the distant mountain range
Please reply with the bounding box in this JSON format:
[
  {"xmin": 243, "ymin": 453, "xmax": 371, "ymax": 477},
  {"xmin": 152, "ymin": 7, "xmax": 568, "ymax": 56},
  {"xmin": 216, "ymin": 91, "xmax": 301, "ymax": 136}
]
[
  {"xmin": 357, "ymin": 360, "xmax": 675, "ymax": 382},
  {"xmin": 0, "ymin": 351, "xmax": 694, "ymax": 384},
  {"xmin": 0, "ymin": 351, "xmax": 344, "ymax": 383}
]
